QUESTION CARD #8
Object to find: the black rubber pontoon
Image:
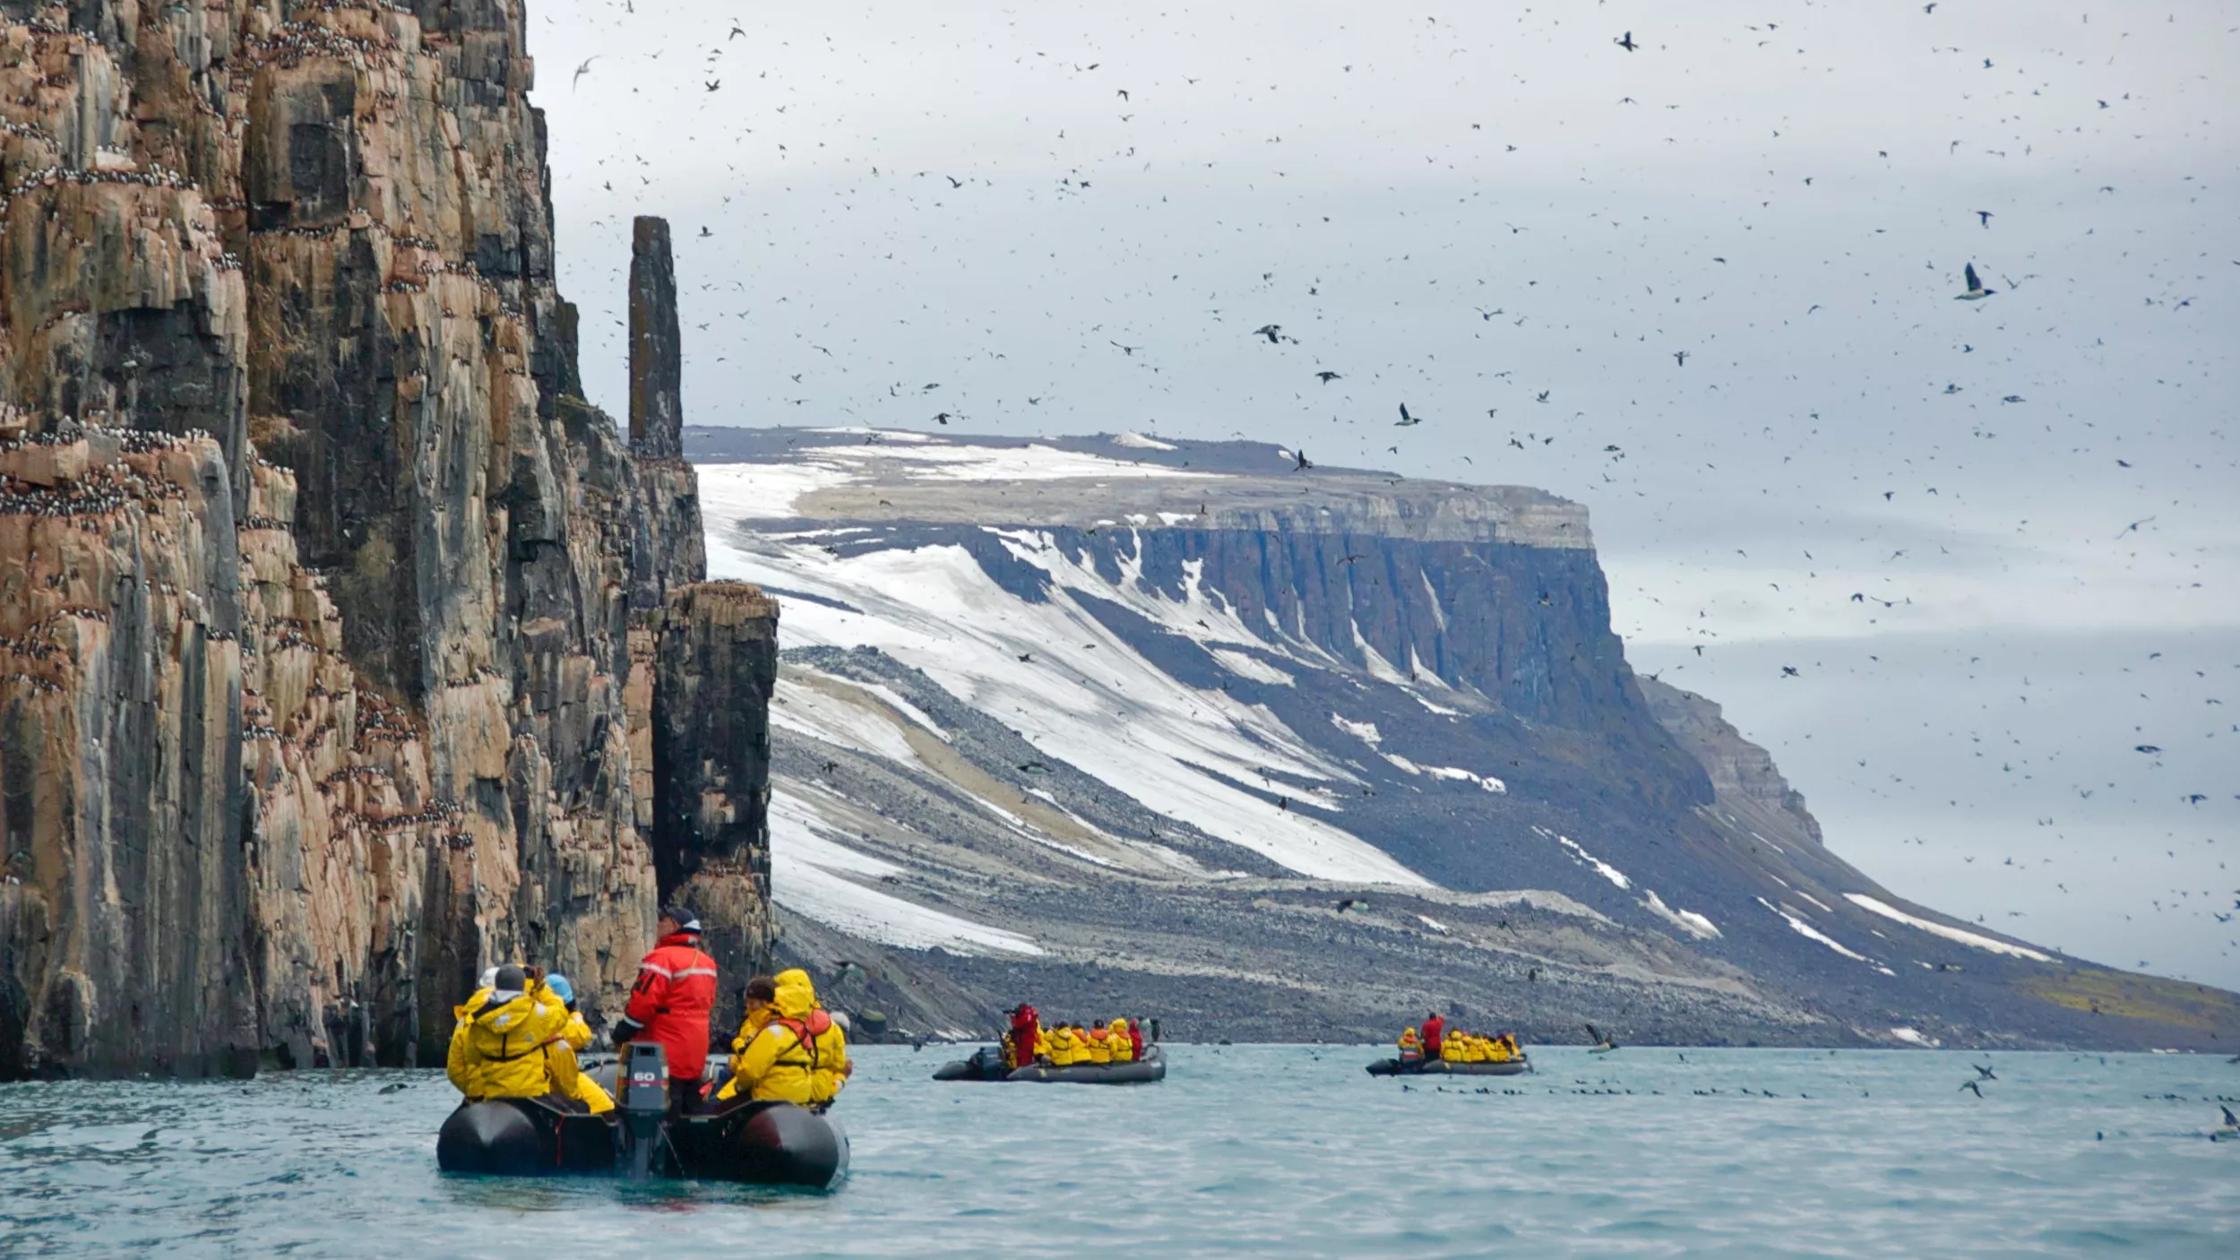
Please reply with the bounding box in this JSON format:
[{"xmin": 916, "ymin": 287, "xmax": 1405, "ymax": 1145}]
[
  {"xmin": 934, "ymin": 1044, "xmax": 1167, "ymax": 1085},
  {"xmin": 1365, "ymin": 1055, "xmax": 1531, "ymax": 1077},
  {"xmin": 437, "ymin": 1044, "xmax": 848, "ymax": 1188}
]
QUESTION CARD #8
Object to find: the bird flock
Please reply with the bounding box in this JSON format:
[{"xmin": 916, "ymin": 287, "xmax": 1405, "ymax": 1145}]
[{"xmin": 523, "ymin": 4, "xmax": 2230, "ymax": 981}]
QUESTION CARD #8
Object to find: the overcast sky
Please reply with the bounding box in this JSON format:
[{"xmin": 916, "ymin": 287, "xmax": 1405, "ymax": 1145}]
[{"xmin": 527, "ymin": 1, "xmax": 2238, "ymax": 985}]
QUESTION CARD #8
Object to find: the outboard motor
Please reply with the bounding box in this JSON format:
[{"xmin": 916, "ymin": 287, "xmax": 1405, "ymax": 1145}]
[{"xmin": 615, "ymin": 1041, "xmax": 669, "ymax": 1180}]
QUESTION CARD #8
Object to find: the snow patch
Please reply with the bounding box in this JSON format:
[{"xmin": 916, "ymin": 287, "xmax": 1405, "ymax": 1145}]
[
  {"xmin": 768, "ymin": 794, "xmax": 1045, "ymax": 956},
  {"xmin": 1555, "ymin": 834, "xmax": 1632, "ymax": 890},
  {"xmin": 709, "ymin": 530, "xmax": 1425, "ymax": 886},
  {"xmin": 1210, "ymin": 648, "xmax": 1295, "ymax": 687},
  {"xmin": 1888, "ymin": 1027, "xmax": 1942, "ymax": 1048},
  {"xmin": 1757, "ymin": 896, "xmax": 1877, "ymax": 967},
  {"xmin": 1111, "ymin": 431, "xmax": 1178, "ymax": 451},
  {"xmin": 1642, "ymin": 890, "xmax": 1722, "ymax": 940},
  {"xmin": 1417, "ymin": 915, "xmax": 1451, "ymax": 934},
  {"xmin": 1844, "ymin": 894, "xmax": 2053, "ymax": 962},
  {"xmin": 1330, "ymin": 714, "xmax": 1383, "ymax": 746},
  {"xmin": 1423, "ymin": 765, "xmax": 1507, "ymax": 794}
]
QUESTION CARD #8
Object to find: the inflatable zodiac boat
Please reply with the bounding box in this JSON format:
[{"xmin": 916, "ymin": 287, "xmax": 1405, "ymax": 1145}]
[
  {"xmin": 1365, "ymin": 1055, "xmax": 1532, "ymax": 1077},
  {"xmin": 933, "ymin": 1044, "xmax": 1167, "ymax": 1085},
  {"xmin": 436, "ymin": 1043, "xmax": 848, "ymax": 1188}
]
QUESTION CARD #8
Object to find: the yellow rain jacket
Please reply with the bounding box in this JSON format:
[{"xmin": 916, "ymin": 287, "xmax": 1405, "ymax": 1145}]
[
  {"xmin": 715, "ymin": 969, "xmax": 850, "ymax": 1106},
  {"xmin": 1397, "ymin": 1027, "xmax": 1422, "ymax": 1061},
  {"xmin": 1085, "ymin": 1029, "xmax": 1113, "ymax": 1065},
  {"xmin": 1046, "ymin": 1026, "xmax": 1075, "ymax": 1066},
  {"xmin": 1440, "ymin": 1033, "xmax": 1466, "ymax": 1063},
  {"xmin": 559, "ymin": 1010, "xmax": 615, "ymax": 1113},
  {"xmin": 1107, "ymin": 1019, "xmax": 1135, "ymax": 1064},
  {"xmin": 1487, "ymin": 1036, "xmax": 1512, "ymax": 1064},
  {"xmin": 446, "ymin": 987, "xmax": 581, "ymax": 1102}
]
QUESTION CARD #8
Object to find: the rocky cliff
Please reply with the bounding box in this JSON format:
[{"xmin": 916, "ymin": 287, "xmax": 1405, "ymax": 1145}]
[
  {"xmin": 682, "ymin": 428, "xmax": 2239, "ymax": 1050},
  {"xmin": 0, "ymin": 1, "xmax": 775, "ymax": 1080}
]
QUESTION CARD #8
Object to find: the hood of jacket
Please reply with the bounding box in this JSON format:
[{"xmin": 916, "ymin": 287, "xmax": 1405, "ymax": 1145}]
[
  {"xmin": 462, "ymin": 989, "xmax": 563, "ymax": 1051},
  {"xmin": 772, "ymin": 968, "xmax": 818, "ymax": 1020}
]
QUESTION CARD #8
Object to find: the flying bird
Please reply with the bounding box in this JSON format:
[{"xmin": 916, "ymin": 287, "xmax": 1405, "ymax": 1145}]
[
  {"xmin": 1956, "ymin": 263, "xmax": 1994, "ymax": 300},
  {"xmin": 1673, "ymin": 350, "xmax": 1689, "ymax": 367},
  {"xmin": 1975, "ymin": 211, "xmax": 1993, "ymax": 227},
  {"xmin": 1315, "ymin": 370, "xmax": 1342, "ymax": 383},
  {"xmin": 1614, "ymin": 31, "xmax": 1638, "ymax": 52},
  {"xmin": 572, "ymin": 56, "xmax": 597, "ymax": 90},
  {"xmin": 1396, "ymin": 403, "xmax": 1422, "ymax": 427},
  {"xmin": 1253, "ymin": 323, "xmax": 1285, "ymax": 345},
  {"xmin": 1961, "ymin": 1080, "xmax": 1984, "ymax": 1098},
  {"xmin": 1292, "ymin": 449, "xmax": 1313, "ymax": 471}
]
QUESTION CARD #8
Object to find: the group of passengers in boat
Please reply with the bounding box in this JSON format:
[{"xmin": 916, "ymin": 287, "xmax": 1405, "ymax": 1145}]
[
  {"xmin": 444, "ymin": 905, "xmax": 852, "ymax": 1115},
  {"xmin": 1000, "ymin": 1003, "xmax": 1151, "ymax": 1069},
  {"xmin": 1396, "ymin": 1010, "xmax": 1523, "ymax": 1066}
]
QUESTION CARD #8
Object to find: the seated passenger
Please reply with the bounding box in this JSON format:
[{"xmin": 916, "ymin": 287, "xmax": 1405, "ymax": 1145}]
[
  {"xmin": 716, "ymin": 969, "xmax": 849, "ymax": 1108},
  {"xmin": 446, "ymin": 965, "xmax": 586, "ymax": 1108},
  {"xmin": 1397, "ymin": 1026, "xmax": 1423, "ymax": 1064},
  {"xmin": 1107, "ymin": 1018, "xmax": 1135, "ymax": 1064},
  {"xmin": 1085, "ymin": 1025, "xmax": 1113, "ymax": 1065},
  {"xmin": 1043, "ymin": 1024, "xmax": 1072, "ymax": 1066},
  {"xmin": 1440, "ymin": 1030, "xmax": 1467, "ymax": 1062},
  {"xmin": 1485, "ymin": 1034, "xmax": 1511, "ymax": 1063},
  {"xmin": 542, "ymin": 974, "xmax": 614, "ymax": 1113}
]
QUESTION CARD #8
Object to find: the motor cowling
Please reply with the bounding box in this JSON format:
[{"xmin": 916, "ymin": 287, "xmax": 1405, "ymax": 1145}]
[{"xmin": 616, "ymin": 1040, "xmax": 669, "ymax": 1179}]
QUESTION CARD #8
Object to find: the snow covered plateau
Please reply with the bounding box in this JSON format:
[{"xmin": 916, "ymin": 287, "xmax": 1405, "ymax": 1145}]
[{"xmin": 683, "ymin": 427, "xmax": 2232, "ymax": 1050}]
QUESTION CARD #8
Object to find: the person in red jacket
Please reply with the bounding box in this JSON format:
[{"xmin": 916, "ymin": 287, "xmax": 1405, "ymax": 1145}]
[
  {"xmin": 1124, "ymin": 1016, "xmax": 1143, "ymax": 1061},
  {"xmin": 612, "ymin": 905, "xmax": 718, "ymax": 1099},
  {"xmin": 1009, "ymin": 1003, "xmax": 1041, "ymax": 1066},
  {"xmin": 1420, "ymin": 1011, "xmax": 1446, "ymax": 1061}
]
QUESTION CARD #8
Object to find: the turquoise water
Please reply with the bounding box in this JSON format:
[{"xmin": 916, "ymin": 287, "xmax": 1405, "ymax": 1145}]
[{"xmin": 3, "ymin": 1046, "xmax": 2235, "ymax": 1257}]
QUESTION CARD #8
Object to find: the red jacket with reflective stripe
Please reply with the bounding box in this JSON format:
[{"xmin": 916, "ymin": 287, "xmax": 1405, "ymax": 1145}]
[
  {"xmin": 1421, "ymin": 1015, "xmax": 1445, "ymax": 1057},
  {"xmin": 623, "ymin": 932, "xmax": 718, "ymax": 1080}
]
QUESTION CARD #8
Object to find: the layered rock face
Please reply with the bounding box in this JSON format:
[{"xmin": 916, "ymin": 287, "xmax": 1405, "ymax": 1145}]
[
  {"xmin": 627, "ymin": 216, "xmax": 683, "ymax": 460},
  {"xmin": 0, "ymin": 1, "xmax": 774, "ymax": 1079},
  {"xmin": 650, "ymin": 582, "xmax": 778, "ymax": 986}
]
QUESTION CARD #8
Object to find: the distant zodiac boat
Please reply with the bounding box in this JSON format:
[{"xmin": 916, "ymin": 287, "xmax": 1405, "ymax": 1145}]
[
  {"xmin": 1365, "ymin": 1055, "xmax": 1532, "ymax": 1077},
  {"xmin": 933, "ymin": 1044, "xmax": 1168, "ymax": 1085}
]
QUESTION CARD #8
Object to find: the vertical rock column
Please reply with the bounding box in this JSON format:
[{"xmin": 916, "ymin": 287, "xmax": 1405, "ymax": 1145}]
[
  {"xmin": 623, "ymin": 215, "xmax": 704, "ymax": 609},
  {"xmin": 627, "ymin": 216, "xmax": 684, "ymax": 459},
  {"xmin": 650, "ymin": 582, "xmax": 778, "ymax": 987}
]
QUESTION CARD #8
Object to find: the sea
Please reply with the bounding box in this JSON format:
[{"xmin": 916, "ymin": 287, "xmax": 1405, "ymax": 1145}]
[{"xmin": 3, "ymin": 1045, "xmax": 2234, "ymax": 1257}]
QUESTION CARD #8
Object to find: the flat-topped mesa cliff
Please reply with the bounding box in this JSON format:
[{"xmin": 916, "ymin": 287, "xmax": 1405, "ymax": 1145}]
[
  {"xmin": 0, "ymin": 1, "xmax": 775, "ymax": 1080},
  {"xmin": 685, "ymin": 428, "xmax": 2239, "ymax": 1050}
]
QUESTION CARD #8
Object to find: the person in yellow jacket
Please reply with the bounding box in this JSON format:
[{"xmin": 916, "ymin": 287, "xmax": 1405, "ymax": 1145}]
[
  {"xmin": 715, "ymin": 969, "xmax": 851, "ymax": 1108},
  {"xmin": 1045, "ymin": 1024, "xmax": 1076, "ymax": 1066},
  {"xmin": 1439, "ymin": 1030, "xmax": 1467, "ymax": 1063},
  {"xmin": 1486, "ymin": 1034, "xmax": 1512, "ymax": 1064},
  {"xmin": 542, "ymin": 974, "xmax": 614, "ymax": 1113},
  {"xmin": 1084, "ymin": 1025, "xmax": 1113, "ymax": 1065},
  {"xmin": 1397, "ymin": 1025, "xmax": 1423, "ymax": 1064},
  {"xmin": 446, "ymin": 965, "xmax": 590, "ymax": 1108},
  {"xmin": 1107, "ymin": 1018, "xmax": 1135, "ymax": 1064}
]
